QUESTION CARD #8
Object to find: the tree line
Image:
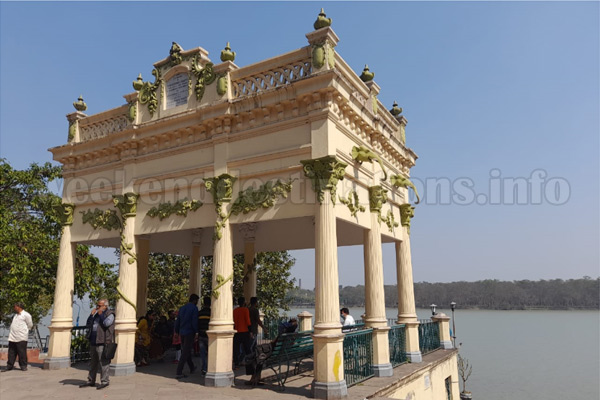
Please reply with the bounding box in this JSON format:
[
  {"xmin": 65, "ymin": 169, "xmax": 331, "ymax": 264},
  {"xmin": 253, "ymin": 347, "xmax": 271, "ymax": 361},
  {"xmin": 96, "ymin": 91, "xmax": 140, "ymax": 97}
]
[{"xmin": 287, "ymin": 277, "xmax": 600, "ymax": 310}]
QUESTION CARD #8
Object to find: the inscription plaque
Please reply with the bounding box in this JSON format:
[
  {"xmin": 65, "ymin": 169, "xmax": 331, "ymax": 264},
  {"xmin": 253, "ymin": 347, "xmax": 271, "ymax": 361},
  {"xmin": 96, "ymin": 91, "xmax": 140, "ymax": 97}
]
[{"xmin": 166, "ymin": 73, "xmax": 188, "ymax": 109}]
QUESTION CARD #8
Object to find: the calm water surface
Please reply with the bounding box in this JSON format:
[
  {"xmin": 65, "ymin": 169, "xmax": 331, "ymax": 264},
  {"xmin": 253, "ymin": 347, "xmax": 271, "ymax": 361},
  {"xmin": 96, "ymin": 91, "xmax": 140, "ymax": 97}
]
[{"xmin": 286, "ymin": 307, "xmax": 600, "ymax": 400}]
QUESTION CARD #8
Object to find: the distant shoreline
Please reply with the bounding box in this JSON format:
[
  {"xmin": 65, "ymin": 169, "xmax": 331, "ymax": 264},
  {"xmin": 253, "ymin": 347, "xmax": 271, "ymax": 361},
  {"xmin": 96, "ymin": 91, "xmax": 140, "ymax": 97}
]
[{"xmin": 288, "ymin": 304, "xmax": 599, "ymax": 311}]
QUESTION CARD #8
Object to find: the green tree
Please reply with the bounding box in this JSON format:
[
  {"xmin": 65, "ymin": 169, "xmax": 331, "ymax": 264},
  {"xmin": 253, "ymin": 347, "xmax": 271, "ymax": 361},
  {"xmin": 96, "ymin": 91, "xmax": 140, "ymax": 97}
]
[
  {"xmin": 146, "ymin": 253, "xmax": 190, "ymax": 317},
  {"xmin": 0, "ymin": 159, "xmax": 118, "ymax": 324},
  {"xmin": 201, "ymin": 251, "xmax": 296, "ymax": 320}
]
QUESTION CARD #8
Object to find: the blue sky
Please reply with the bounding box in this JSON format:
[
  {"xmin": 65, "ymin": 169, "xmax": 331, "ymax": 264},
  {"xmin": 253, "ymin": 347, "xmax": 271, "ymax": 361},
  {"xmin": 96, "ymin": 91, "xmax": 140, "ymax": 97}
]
[{"xmin": 1, "ymin": 2, "xmax": 598, "ymax": 288}]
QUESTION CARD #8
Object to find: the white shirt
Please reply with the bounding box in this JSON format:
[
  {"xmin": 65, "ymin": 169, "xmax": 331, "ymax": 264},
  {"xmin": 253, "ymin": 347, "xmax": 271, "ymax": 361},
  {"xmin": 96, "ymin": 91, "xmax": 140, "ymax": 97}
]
[
  {"xmin": 342, "ymin": 314, "xmax": 355, "ymax": 326},
  {"xmin": 8, "ymin": 310, "xmax": 33, "ymax": 342}
]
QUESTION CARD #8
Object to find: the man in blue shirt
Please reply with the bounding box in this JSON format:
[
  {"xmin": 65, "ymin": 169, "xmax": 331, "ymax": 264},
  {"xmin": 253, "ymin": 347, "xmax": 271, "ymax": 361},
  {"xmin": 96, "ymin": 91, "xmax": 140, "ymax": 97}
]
[{"xmin": 175, "ymin": 294, "xmax": 199, "ymax": 379}]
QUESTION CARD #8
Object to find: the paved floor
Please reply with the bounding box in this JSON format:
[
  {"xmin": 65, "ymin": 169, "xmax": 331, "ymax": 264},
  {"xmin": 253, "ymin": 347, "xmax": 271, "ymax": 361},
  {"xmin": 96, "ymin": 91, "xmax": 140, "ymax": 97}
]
[{"xmin": 0, "ymin": 350, "xmax": 456, "ymax": 400}]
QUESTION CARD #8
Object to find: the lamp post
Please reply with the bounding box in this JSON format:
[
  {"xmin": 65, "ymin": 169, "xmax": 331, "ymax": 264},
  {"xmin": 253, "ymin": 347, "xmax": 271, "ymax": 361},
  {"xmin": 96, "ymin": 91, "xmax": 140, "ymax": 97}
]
[
  {"xmin": 430, "ymin": 303, "xmax": 437, "ymax": 316},
  {"xmin": 450, "ymin": 301, "xmax": 457, "ymax": 348},
  {"xmin": 73, "ymin": 301, "xmax": 81, "ymax": 327}
]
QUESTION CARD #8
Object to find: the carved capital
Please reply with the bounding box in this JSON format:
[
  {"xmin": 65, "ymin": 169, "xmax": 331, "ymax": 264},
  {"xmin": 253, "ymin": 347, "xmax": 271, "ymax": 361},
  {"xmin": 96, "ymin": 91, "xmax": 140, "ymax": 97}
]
[
  {"xmin": 113, "ymin": 192, "xmax": 139, "ymax": 218},
  {"xmin": 399, "ymin": 204, "xmax": 415, "ymax": 235},
  {"xmin": 204, "ymin": 174, "xmax": 237, "ymax": 241},
  {"xmin": 301, "ymin": 155, "xmax": 347, "ymax": 204},
  {"xmin": 204, "ymin": 174, "xmax": 237, "ymax": 207},
  {"xmin": 54, "ymin": 203, "xmax": 75, "ymax": 226},
  {"xmin": 368, "ymin": 185, "xmax": 388, "ymax": 213}
]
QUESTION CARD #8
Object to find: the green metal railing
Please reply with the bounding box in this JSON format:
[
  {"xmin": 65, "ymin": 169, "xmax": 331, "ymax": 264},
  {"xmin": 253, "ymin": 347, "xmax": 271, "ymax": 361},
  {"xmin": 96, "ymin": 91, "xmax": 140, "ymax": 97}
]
[
  {"xmin": 262, "ymin": 316, "xmax": 290, "ymax": 341},
  {"xmin": 71, "ymin": 326, "xmax": 90, "ymax": 364},
  {"xmin": 388, "ymin": 323, "xmax": 407, "ymax": 367},
  {"xmin": 418, "ymin": 320, "xmax": 441, "ymax": 355},
  {"xmin": 343, "ymin": 328, "xmax": 374, "ymax": 387}
]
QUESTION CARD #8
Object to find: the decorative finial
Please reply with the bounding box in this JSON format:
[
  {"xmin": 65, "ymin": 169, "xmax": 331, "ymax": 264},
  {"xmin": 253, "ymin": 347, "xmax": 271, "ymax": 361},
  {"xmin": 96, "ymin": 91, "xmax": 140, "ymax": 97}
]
[
  {"xmin": 220, "ymin": 42, "xmax": 236, "ymax": 62},
  {"xmin": 360, "ymin": 65, "xmax": 375, "ymax": 82},
  {"xmin": 73, "ymin": 95, "xmax": 87, "ymax": 112},
  {"xmin": 169, "ymin": 42, "xmax": 183, "ymax": 65},
  {"xmin": 390, "ymin": 101, "xmax": 403, "ymax": 117},
  {"xmin": 133, "ymin": 73, "xmax": 144, "ymax": 91},
  {"xmin": 314, "ymin": 8, "xmax": 332, "ymax": 30}
]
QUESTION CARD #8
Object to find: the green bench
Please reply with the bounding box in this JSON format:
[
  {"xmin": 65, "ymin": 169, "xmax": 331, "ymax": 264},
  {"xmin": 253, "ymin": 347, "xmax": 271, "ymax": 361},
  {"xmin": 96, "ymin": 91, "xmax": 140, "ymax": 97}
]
[{"xmin": 263, "ymin": 331, "xmax": 314, "ymax": 390}]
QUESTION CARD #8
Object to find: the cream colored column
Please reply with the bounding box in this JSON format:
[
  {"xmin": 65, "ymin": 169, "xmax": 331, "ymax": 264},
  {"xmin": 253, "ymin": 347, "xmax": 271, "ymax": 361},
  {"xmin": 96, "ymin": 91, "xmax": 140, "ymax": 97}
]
[
  {"xmin": 312, "ymin": 190, "xmax": 347, "ymax": 398},
  {"xmin": 189, "ymin": 241, "xmax": 202, "ymax": 297},
  {"xmin": 363, "ymin": 187, "xmax": 392, "ymax": 376},
  {"xmin": 204, "ymin": 174, "xmax": 236, "ymax": 387},
  {"xmin": 432, "ymin": 313, "xmax": 453, "ymax": 350},
  {"xmin": 396, "ymin": 204, "xmax": 422, "ymax": 362},
  {"xmin": 110, "ymin": 193, "xmax": 139, "ymax": 376},
  {"xmin": 240, "ymin": 223, "xmax": 257, "ymax": 301},
  {"xmin": 302, "ymin": 155, "xmax": 348, "ymax": 399},
  {"xmin": 136, "ymin": 236, "xmax": 150, "ymax": 319},
  {"xmin": 44, "ymin": 203, "xmax": 76, "ymax": 370}
]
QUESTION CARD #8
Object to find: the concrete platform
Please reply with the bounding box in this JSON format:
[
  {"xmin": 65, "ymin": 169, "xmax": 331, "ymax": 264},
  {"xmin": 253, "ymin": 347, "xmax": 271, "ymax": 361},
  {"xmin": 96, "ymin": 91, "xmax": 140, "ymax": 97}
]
[{"xmin": 0, "ymin": 350, "xmax": 456, "ymax": 400}]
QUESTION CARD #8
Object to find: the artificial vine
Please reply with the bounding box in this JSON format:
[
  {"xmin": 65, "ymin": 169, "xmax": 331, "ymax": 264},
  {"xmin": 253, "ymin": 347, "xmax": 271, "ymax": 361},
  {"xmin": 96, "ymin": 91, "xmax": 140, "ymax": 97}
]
[
  {"xmin": 192, "ymin": 54, "xmax": 217, "ymax": 102},
  {"xmin": 211, "ymin": 273, "xmax": 233, "ymax": 299},
  {"xmin": 80, "ymin": 193, "xmax": 139, "ymax": 309},
  {"xmin": 380, "ymin": 209, "xmax": 399, "ymax": 232},
  {"xmin": 138, "ymin": 68, "xmax": 163, "ymax": 116},
  {"xmin": 230, "ymin": 179, "xmax": 294, "ymax": 216},
  {"xmin": 339, "ymin": 190, "xmax": 365, "ymax": 218},
  {"xmin": 147, "ymin": 199, "xmax": 203, "ymax": 220}
]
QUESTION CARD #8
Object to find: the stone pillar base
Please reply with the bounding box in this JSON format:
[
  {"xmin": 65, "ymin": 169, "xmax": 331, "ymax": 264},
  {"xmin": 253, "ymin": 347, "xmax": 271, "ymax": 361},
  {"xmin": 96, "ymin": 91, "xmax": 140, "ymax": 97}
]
[
  {"xmin": 43, "ymin": 356, "xmax": 70, "ymax": 370},
  {"xmin": 311, "ymin": 379, "xmax": 348, "ymax": 399},
  {"xmin": 109, "ymin": 362, "xmax": 136, "ymax": 376},
  {"xmin": 205, "ymin": 371, "xmax": 234, "ymax": 387},
  {"xmin": 407, "ymin": 351, "xmax": 422, "ymax": 363},
  {"xmin": 441, "ymin": 340, "xmax": 454, "ymax": 350},
  {"xmin": 373, "ymin": 363, "xmax": 393, "ymax": 377}
]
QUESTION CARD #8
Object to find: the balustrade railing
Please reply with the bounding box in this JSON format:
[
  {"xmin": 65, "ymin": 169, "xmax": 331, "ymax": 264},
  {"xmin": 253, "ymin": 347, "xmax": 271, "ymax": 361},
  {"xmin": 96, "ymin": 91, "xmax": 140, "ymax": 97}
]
[
  {"xmin": 418, "ymin": 320, "xmax": 441, "ymax": 355},
  {"xmin": 343, "ymin": 327, "xmax": 374, "ymax": 387},
  {"xmin": 78, "ymin": 107, "xmax": 129, "ymax": 142},
  {"xmin": 71, "ymin": 326, "xmax": 90, "ymax": 364},
  {"xmin": 388, "ymin": 323, "xmax": 407, "ymax": 367},
  {"xmin": 231, "ymin": 58, "xmax": 312, "ymax": 98}
]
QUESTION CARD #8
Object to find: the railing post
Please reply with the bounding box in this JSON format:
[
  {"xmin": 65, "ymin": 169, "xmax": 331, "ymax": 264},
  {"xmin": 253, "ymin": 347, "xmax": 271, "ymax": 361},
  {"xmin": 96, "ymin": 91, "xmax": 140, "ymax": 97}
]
[
  {"xmin": 298, "ymin": 311, "xmax": 314, "ymax": 331},
  {"xmin": 431, "ymin": 313, "xmax": 453, "ymax": 350}
]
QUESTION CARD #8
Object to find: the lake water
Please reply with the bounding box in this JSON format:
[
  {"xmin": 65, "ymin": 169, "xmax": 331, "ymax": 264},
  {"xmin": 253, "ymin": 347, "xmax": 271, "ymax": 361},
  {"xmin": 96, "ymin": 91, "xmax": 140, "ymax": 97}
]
[{"xmin": 35, "ymin": 306, "xmax": 599, "ymax": 399}]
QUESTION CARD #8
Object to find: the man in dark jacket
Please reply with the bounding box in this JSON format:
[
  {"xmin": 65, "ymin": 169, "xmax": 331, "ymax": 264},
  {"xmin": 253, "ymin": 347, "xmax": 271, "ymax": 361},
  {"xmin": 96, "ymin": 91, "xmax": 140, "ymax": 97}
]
[
  {"xmin": 80, "ymin": 299, "xmax": 115, "ymax": 390},
  {"xmin": 175, "ymin": 294, "xmax": 199, "ymax": 379}
]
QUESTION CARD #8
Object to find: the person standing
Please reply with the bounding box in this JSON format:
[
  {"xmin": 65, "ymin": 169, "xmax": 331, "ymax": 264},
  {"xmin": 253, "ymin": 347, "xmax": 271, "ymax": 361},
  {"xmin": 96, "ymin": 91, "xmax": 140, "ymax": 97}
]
[
  {"xmin": 175, "ymin": 294, "xmax": 199, "ymax": 379},
  {"xmin": 248, "ymin": 297, "xmax": 268, "ymax": 350},
  {"xmin": 4, "ymin": 302, "xmax": 33, "ymax": 372},
  {"xmin": 232, "ymin": 296, "xmax": 252, "ymax": 367},
  {"xmin": 340, "ymin": 308, "xmax": 355, "ymax": 326},
  {"xmin": 79, "ymin": 299, "xmax": 115, "ymax": 390},
  {"xmin": 197, "ymin": 296, "xmax": 211, "ymax": 375}
]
